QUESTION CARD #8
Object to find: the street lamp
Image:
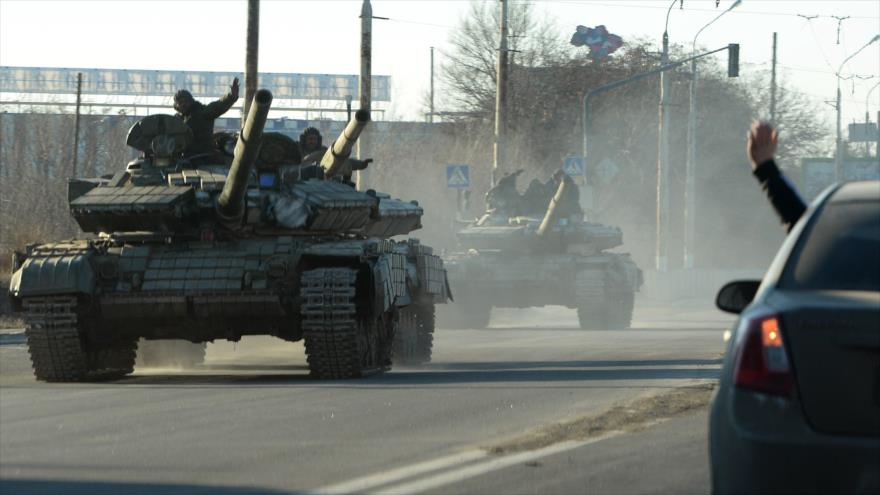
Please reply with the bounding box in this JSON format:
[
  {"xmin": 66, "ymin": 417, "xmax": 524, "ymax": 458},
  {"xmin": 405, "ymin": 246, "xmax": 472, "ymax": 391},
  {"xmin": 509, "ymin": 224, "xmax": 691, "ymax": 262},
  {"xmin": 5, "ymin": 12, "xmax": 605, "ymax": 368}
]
[
  {"xmin": 836, "ymin": 34, "xmax": 880, "ymax": 179},
  {"xmin": 655, "ymin": 0, "xmax": 680, "ymax": 272},
  {"xmin": 683, "ymin": 0, "xmax": 741, "ymax": 269}
]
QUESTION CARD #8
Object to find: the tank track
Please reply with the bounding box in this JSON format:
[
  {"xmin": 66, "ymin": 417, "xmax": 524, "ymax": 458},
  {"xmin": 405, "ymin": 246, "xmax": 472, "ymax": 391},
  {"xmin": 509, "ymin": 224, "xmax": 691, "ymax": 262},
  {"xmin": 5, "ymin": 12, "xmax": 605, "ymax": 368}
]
[
  {"xmin": 23, "ymin": 296, "xmax": 136, "ymax": 382},
  {"xmin": 393, "ymin": 303, "xmax": 435, "ymax": 365},
  {"xmin": 301, "ymin": 268, "xmax": 383, "ymax": 379}
]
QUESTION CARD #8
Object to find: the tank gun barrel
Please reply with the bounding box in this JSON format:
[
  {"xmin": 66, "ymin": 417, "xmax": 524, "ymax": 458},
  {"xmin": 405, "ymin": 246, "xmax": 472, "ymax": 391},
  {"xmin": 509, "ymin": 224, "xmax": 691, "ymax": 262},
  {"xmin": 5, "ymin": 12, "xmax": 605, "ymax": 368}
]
[
  {"xmin": 536, "ymin": 176, "xmax": 568, "ymax": 237},
  {"xmin": 217, "ymin": 89, "xmax": 273, "ymax": 222},
  {"xmin": 321, "ymin": 109, "xmax": 370, "ymax": 179}
]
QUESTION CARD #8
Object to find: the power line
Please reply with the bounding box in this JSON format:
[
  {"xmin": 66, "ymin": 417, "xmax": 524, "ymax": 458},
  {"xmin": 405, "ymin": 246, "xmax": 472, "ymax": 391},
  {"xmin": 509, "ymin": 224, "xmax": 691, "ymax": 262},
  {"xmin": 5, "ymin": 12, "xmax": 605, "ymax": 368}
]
[
  {"xmin": 534, "ymin": 1, "xmax": 879, "ymax": 20},
  {"xmin": 382, "ymin": 17, "xmax": 454, "ymax": 29},
  {"xmin": 735, "ymin": 60, "xmax": 877, "ymax": 78},
  {"xmin": 799, "ymin": 14, "xmax": 836, "ymax": 72}
]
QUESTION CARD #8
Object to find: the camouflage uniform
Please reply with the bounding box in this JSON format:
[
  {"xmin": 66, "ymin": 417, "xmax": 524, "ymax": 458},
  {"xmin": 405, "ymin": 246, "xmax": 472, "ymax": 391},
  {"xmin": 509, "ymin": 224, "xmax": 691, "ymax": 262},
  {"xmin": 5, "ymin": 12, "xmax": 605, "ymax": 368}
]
[{"xmin": 174, "ymin": 83, "xmax": 238, "ymax": 156}]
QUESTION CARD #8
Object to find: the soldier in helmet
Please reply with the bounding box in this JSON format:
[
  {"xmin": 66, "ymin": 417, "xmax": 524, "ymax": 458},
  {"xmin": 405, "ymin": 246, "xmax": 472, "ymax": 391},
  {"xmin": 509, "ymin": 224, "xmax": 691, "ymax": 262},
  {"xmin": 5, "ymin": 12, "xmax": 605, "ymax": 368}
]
[
  {"xmin": 299, "ymin": 127, "xmax": 328, "ymax": 163},
  {"xmin": 173, "ymin": 77, "xmax": 239, "ymax": 160}
]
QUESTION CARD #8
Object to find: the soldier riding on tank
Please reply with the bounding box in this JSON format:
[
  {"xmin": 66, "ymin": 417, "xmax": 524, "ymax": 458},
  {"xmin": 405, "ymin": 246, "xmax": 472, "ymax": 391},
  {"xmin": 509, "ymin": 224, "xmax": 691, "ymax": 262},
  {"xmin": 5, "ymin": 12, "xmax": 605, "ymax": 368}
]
[{"xmin": 173, "ymin": 77, "xmax": 240, "ymax": 163}]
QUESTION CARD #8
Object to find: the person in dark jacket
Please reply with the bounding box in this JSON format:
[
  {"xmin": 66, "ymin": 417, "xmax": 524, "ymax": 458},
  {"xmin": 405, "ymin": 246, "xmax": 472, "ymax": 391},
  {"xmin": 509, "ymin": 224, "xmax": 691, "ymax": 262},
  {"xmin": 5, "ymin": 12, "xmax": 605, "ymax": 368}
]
[
  {"xmin": 173, "ymin": 77, "xmax": 239, "ymax": 158},
  {"xmin": 747, "ymin": 121, "xmax": 807, "ymax": 232},
  {"xmin": 299, "ymin": 127, "xmax": 327, "ymax": 157}
]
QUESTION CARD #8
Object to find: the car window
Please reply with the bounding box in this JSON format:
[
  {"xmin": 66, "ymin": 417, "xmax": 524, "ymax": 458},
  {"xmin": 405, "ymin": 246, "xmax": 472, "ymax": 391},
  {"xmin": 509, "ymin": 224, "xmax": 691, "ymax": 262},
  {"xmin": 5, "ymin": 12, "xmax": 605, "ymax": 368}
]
[{"xmin": 781, "ymin": 200, "xmax": 880, "ymax": 291}]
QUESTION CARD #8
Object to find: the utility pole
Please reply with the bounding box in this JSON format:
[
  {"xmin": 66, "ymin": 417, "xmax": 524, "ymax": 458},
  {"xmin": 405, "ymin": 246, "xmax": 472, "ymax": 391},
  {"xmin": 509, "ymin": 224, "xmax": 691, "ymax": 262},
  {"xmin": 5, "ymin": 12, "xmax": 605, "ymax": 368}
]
[
  {"xmin": 356, "ymin": 0, "xmax": 373, "ymax": 190},
  {"xmin": 429, "ymin": 47, "xmax": 435, "ymax": 123},
  {"xmin": 243, "ymin": 0, "xmax": 259, "ymax": 120},
  {"xmin": 492, "ymin": 0, "xmax": 509, "ymax": 187},
  {"xmin": 72, "ymin": 72, "xmax": 82, "ymax": 178},
  {"xmin": 656, "ymin": 18, "xmax": 672, "ymax": 272},
  {"xmin": 359, "ymin": 0, "xmax": 372, "ymax": 115},
  {"xmin": 770, "ymin": 32, "xmax": 777, "ymax": 123}
]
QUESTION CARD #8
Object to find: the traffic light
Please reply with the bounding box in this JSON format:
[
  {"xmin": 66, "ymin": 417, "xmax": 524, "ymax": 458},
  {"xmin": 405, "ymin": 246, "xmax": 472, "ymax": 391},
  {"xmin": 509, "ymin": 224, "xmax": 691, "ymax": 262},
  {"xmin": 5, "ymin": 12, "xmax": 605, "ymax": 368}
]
[{"xmin": 728, "ymin": 44, "xmax": 740, "ymax": 77}]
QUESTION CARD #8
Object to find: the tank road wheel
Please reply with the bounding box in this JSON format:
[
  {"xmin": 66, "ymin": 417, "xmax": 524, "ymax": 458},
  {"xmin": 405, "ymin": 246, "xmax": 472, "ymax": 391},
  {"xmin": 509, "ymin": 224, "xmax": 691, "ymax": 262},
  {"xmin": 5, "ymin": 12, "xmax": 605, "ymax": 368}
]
[
  {"xmin": 393, "ymin": 303, "xmax": 436, "ymax": 365},
  {"xmin": 136, "ymin": 340, "xmax": 207, "ymax": 368},
  {"xmin": 300, "ymin": 268, "xmax": 395, "ymax": 379},
  {"xmin": 23, "ymin": 296, "xmax": 137, "ymax": 382}
]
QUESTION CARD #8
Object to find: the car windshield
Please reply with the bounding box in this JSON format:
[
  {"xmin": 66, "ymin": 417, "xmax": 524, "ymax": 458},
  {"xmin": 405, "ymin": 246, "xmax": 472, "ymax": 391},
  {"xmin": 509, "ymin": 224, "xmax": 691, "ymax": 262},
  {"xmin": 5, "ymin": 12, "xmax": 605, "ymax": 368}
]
[{"xmin": 781, "ymin": 200, "xmax": 880, "ymax": 291}]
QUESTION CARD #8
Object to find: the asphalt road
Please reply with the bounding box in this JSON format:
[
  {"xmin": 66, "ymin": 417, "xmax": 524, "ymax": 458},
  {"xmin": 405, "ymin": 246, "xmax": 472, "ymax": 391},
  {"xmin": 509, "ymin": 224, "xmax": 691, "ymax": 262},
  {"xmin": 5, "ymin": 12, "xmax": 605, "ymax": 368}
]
[{"xmin": 0, "ymin": 299, "xmax": 730, "ymax": 495}]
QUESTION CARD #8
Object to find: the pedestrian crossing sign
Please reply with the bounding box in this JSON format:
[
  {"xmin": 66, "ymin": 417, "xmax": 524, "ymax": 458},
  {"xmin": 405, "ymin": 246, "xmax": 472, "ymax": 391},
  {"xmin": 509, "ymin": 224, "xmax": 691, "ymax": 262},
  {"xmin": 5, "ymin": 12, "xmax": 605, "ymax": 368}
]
[
  {"xmin": 446, "ymin": 164, "xmax": 470, "ymax": 189},
  {"xmin": 563, "ymin": 156, "xmax": 585, "ymax": 176}
]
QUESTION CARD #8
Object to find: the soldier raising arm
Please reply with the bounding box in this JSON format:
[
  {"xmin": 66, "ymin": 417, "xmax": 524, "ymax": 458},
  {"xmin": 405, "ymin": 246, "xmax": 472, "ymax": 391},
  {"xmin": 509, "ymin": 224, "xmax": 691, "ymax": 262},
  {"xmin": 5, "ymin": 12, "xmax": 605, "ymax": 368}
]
[{"xmin": 173, "ymin": 77, "xmax": 240, "ymax": 157}]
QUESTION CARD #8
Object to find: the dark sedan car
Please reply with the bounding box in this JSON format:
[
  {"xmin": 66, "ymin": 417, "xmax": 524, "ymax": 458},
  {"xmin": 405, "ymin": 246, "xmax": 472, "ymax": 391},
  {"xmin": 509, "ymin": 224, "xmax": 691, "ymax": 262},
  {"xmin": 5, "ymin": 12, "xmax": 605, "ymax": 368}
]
[{"xmin": 710, "ymin": 180, "xmax": 880, "ymax": 494}]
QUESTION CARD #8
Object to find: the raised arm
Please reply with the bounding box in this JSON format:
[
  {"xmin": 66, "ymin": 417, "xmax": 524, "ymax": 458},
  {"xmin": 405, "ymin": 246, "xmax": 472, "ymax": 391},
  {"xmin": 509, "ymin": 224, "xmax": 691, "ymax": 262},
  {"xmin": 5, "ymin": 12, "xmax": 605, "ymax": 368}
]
[
  {"xmin": 205, "ymin": 77, "xmax": 240, "ymax": 119},
  {"xmin": 747, "ymin": 121, "xmax": 807, "ymax": 232}
]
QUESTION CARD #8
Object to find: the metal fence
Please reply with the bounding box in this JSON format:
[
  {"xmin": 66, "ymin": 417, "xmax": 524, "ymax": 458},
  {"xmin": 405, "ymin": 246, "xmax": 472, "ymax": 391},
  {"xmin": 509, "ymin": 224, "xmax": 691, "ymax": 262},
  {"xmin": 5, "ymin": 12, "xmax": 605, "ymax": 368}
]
[{"xmin": 0, "ymin": 66, "xmax": 391, "ymax": 102}]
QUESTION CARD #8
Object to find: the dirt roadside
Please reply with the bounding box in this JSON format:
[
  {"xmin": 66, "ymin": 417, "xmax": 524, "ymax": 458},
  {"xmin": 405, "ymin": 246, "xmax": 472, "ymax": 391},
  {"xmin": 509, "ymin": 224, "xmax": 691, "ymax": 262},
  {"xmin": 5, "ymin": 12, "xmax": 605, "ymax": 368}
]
[{"xmin": 486, "ymin": 381, "xmax": 716, "ymax": 454}]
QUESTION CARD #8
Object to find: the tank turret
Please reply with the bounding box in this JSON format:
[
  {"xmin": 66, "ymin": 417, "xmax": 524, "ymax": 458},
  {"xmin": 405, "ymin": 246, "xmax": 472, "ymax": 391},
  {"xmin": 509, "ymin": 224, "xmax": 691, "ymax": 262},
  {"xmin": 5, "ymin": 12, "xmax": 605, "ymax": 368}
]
[{"xmin": 216, "ymin": 89, "xmax": 273, "ymax": 223}]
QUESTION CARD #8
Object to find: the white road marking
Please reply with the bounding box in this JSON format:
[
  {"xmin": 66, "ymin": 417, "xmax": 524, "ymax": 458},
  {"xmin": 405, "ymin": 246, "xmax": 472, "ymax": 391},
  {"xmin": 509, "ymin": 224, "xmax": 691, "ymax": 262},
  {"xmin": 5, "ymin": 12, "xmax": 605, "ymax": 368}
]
[
  {"xmin": 374, "ymin": 434, "xmax": 621, "ymax": 495},
  {"xmin": 311, "ymin": 432, "xmax": 621, "ymax": 495},
  {"xmin": 312, "ymin": 450, "xmax": 486, "ymax": 495}
]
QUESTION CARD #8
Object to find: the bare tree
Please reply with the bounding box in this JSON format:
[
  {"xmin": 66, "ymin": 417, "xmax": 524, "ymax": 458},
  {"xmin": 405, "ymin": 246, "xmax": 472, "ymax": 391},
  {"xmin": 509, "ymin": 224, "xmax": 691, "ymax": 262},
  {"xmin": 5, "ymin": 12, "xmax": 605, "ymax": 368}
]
[{"xmin": 440, "ymin": 1, "xmax": 564, "ymax": 116}]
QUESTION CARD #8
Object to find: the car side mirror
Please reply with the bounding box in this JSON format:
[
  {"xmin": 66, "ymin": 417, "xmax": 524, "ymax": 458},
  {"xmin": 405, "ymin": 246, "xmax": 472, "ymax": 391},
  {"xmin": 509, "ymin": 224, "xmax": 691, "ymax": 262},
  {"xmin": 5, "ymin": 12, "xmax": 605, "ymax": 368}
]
[{"xmin": 716, "ymin": 280, "xmax": 761, "ymax": 314}]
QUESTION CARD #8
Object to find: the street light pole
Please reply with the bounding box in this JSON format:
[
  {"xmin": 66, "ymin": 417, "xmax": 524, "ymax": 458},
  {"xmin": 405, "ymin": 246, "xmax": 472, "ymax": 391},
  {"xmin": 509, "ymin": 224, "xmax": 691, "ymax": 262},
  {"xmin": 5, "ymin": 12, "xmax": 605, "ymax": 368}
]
[
  {"xmin": 655, "ymin": 0, "xmax": 679, "ymax": 272},
  {"xmin": 684, "ymin": 0, "xmax": 741, "ymax": 269},
  {"xmin": 835, "ymin": 34, "xmax": 880, "ymax": 180}
]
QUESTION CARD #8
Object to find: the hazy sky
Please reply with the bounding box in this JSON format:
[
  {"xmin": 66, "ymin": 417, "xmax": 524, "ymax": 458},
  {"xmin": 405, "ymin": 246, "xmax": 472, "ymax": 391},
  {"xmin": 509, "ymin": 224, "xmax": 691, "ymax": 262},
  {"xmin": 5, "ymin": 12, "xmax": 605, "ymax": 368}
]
[{"xmin": 1, "ymin": 0, "xmax": 878, "ymax": 128}]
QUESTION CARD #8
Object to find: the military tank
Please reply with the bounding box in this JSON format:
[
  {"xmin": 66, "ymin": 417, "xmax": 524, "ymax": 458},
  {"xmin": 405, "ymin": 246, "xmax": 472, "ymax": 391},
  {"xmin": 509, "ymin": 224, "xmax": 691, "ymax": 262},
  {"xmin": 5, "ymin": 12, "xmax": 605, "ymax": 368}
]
[
  {"xmin": 441, "ymin": 169, "xmax": 641, "ymax": 330},
  {"xmin": 7, "ymin": 89, "xmax": 449, "ymax": 382}
]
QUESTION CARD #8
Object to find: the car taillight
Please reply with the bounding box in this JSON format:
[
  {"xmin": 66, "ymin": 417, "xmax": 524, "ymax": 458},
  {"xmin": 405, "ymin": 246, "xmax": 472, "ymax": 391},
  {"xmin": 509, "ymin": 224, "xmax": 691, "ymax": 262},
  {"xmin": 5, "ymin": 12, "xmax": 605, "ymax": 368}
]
[{"xmin": 733, "ymin": 314, "xmax": 794, "ymax": 396}]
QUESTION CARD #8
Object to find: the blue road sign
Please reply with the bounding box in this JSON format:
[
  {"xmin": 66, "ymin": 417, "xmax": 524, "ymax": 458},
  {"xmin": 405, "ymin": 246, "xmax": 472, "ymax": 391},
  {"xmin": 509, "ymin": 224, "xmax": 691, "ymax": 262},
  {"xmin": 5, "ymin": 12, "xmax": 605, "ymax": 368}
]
[
  {"xmin": 446, "ymin": 164, "xmax": 470, "ymax": 189},
  {"xmin": 563, "ymin": 156, "xmax": 585, "ymax": 176}
]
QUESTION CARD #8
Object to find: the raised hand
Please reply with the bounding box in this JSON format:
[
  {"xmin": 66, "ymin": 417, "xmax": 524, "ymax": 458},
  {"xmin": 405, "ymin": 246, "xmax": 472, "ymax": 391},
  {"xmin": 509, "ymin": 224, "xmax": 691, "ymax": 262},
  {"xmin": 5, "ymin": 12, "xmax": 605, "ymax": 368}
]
[
  {"xmin": 230, "ymin": 77, "xmax": 240, "ymax": 99},
  {"xmin": 747, "ymin": 120, "xmax": 778, "ymax": 170}
]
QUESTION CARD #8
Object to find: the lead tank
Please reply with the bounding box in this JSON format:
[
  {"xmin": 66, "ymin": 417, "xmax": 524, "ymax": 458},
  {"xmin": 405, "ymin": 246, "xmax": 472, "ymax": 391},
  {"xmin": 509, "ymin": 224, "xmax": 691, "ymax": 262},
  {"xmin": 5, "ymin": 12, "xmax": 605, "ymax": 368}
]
[
  {"xmin": 441, "ymin": 169, "xmax": 641, "ymax": 329},
  {"xmin": 8, "ymin": 89, "xmax": 449, "ymax": 382}
]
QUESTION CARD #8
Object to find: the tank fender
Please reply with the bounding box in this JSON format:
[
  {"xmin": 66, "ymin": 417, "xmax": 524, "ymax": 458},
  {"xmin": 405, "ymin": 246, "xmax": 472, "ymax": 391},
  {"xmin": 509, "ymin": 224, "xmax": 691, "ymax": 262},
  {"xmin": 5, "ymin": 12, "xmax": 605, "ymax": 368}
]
[
  {"xmin": 415, "ymin": 253, "xmax": 450, "ymax": 302},
  {"xmin": 372, "ymin": 253, "xmax": 407, "ymax": 313},
  {"xmin": 607, "ymin": 255, "xmax": 642, "ymax": 291},
  {"xmin": 9, "ymin": 250, "xmax": 96, "ymax": 299}
]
